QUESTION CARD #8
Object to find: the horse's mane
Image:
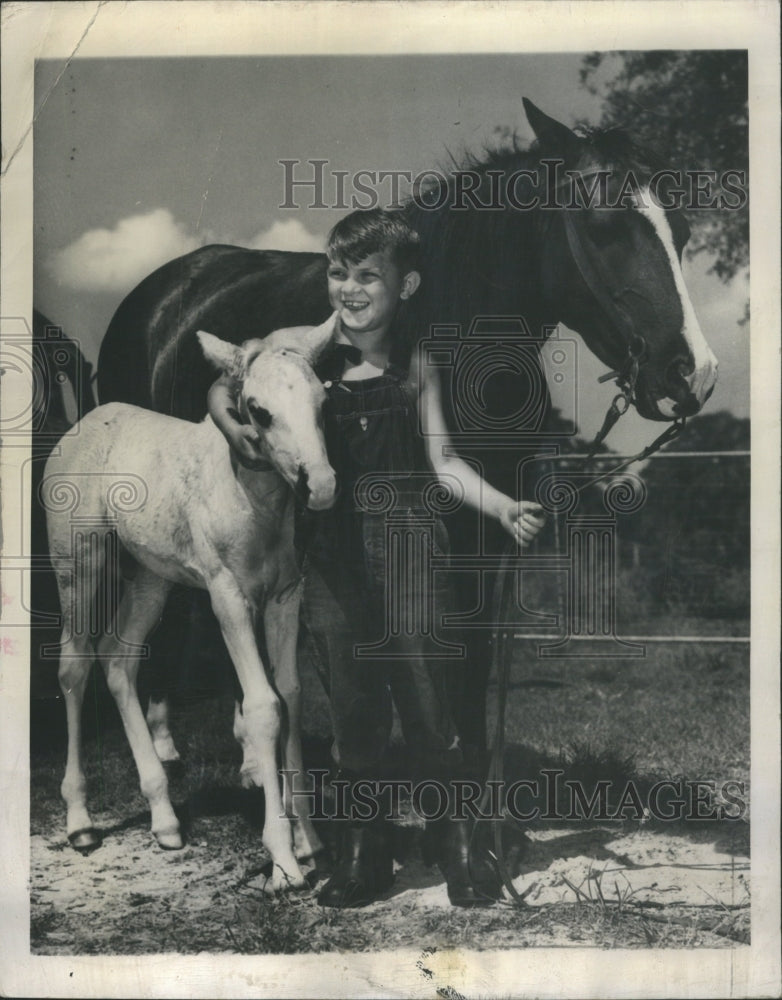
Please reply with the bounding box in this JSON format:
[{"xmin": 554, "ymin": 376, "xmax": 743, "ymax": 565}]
[
  {"xmin": 393, "ymin": 125, "xmax": 668, "ymax": 353},
  {"xmin": 416, "ymin": 124, "xmax": 665, "ymax": 204}
]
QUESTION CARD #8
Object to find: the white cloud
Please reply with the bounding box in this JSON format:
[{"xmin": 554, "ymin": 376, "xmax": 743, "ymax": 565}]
[
  {"xmin": 48, "ymin": 209, "xmax": 203, "ymax": 294},
  {"xmin": 48, "ymin": 213, "xmax": 325, "ymax": 297},
  {"xmin": 247, "ymin": 218, "xmax": 324, "ymax": 254}
]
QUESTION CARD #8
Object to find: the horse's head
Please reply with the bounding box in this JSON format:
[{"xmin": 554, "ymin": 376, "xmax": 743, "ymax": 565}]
[
  {"xmin": 525, "ymin": 99, "xmax": 718, "ymax": 422},
  {"xmin": 198, "ymin": 314, "xmax": 337, "ymax": 510}
]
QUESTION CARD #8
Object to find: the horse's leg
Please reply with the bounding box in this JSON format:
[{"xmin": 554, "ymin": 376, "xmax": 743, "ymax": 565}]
[
  {"xmin": 98, "ymin": 568, "xmax": 181, "ymax": 849},
  {"xmin": 146, "ymin": 694, "xmax": 181, "ymax": 764},
  {"xmin": 53, "ymin": 532, "xmax": 104, "ymax": 852},
  {"xmin": 208, "ymin": 571, "xmax": 305, "ymax": 891},
  {"xmin": 264, "ymin": 578, "xmax": 324, "ymax": 862},
  {"xmin": 233, "ymin": 698, "xmax": 260, "ymax": 788},
  {"xmin": 448, "ymin": 569, "xmax": 490, "ymax": 764},
  {"xmin": 143, "ymin": 585, "xmax": 194, "ymax": 764}
]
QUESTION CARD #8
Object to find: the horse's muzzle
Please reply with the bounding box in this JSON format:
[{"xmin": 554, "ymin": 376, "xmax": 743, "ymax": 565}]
[{"xmin": 298, "ymin": 465, "xmax": 337, "ymax": 511}]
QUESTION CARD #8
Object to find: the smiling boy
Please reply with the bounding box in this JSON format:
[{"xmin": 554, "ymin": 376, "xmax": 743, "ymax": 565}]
[{"xmin": 209, "ymin": 208, "xmax": 545, "ymax": 907}]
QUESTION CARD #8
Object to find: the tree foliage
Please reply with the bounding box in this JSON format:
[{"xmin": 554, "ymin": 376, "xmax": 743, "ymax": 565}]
[{"xmin": 580, "ymin": 51, "xmax": 748, "ymax": 281}]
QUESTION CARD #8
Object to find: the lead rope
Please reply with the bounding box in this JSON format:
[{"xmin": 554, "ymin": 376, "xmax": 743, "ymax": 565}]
[
  {"xmin": 477, "ymin": 383, "xmax": 686, "ymax": 905},
  {"xmin": 476, "ymin": 209, "xmax": 688, "ymax": 902}
]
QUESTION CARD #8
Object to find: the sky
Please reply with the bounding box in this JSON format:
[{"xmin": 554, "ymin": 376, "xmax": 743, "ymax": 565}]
[{"xmin": 33, "ymin": 53, "xmax": 749, "ymax": 454}]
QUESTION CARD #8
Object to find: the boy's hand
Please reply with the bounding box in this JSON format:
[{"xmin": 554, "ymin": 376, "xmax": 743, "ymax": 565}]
[
  {"xmin": 499, "ymin": 501, "xmax": 546, "ymax": 548},
  {"xmin": 208, "ymin": 375, "xmax": 269, "ymax": 470}
]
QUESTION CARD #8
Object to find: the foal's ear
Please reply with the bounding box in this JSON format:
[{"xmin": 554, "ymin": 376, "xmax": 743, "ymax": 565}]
[
  {"xmin": 197, "ymin": 331, "xmax": 244, "ymax": 378},
  {"xmin": 299, "ymin": 311, "xmax": 339, "ymax": 362}
]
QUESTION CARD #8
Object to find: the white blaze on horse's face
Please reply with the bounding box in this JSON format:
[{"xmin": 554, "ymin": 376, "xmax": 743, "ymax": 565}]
[{"xmin": 635, "ymin": 188, "xmax": 719, "ymax": 419}]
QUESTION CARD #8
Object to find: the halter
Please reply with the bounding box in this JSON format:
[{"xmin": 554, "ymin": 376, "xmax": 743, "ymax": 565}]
[
  {"xmin": 562, "ymin": 206, "xmax": 687, "ymax": 482},
  {"xmin": 579, "ymin": 335, "xmax": 687, "ymax": 485},
  {"xmin": 562, "ymin": 209, "xmax": 638, "ymax": 353}
]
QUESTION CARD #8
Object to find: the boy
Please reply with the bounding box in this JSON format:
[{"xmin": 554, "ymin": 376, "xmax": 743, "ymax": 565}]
[{"xmin": 209, "ymin": 208, "xmax": 545, "ymax": 907}]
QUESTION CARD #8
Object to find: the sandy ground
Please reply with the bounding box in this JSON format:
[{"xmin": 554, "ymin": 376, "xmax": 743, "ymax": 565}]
[
  {"xmin": 30, "ymin": 809, "xmax": 750, "ymax": 953},
  {"xmin": 379, "ymin": 826, "xmax": 750, "ymax": 910}
]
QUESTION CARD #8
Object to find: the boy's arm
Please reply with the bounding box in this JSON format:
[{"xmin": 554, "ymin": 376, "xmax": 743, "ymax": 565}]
[
  {"xmin": 419, "ymin": 365, "xmax": 545, "ymax": 547},
  {"xmin": 208, "ymin": 374, "xmax": 268, "ymax": 469}
]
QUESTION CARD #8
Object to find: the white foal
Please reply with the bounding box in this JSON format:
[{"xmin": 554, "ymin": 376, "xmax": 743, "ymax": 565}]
[{"xmin": 45, "ymin": 314, "xmax": 337, "ymax": 891}]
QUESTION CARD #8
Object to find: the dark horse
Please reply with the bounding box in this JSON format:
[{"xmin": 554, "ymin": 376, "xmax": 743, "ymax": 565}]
[
  {"xmin": 97, "ymin": 100, "xmax": 717, "ymax": 755},
  {"xmin": 31, "ymin": 311, "xmax": 97, "ymax": 699}
]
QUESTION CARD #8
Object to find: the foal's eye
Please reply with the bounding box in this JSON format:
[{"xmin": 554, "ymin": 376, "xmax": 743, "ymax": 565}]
[{"xmin": 248, "ymin": 402, "xmax": 273, "ymax": 428}]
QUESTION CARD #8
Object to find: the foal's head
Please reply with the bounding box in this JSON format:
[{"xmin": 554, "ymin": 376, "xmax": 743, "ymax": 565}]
[{"xmin": 199, "ymin": 314, "xmax": 338, "ymax": 510}]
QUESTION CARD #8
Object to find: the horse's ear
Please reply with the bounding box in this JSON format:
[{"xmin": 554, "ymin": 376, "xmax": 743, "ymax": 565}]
[
  {"xmin": 299, "ymin": 311, "xmax": 339, "ymax": 362},
  {"xmin": 197, "ymin": 331, "xmax": 244, "ymax": 378},
  {"xmin": 523, "ymin": 98, "xmax": 581, "ymax": 161}
]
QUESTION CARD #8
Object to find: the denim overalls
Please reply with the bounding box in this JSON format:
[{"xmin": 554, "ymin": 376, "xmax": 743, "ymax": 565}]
[{"xmin": 300, "ymin": 345, "xmax": 464, "ymax": 779}]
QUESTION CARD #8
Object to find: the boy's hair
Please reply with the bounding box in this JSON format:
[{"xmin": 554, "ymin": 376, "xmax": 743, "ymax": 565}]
[{"xmin": 326, "ymin": 208, "xmax": 421, "ymax": 274}]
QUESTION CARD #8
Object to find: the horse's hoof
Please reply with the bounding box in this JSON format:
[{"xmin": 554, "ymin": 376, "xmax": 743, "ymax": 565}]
[
  {"xmin": 68, "ymin": 827, "xmax": 102, "ymax": 853},
  {"xmin": 256, "ymin": 858, "xmax": 308, "ymax": 894},
  {"xmin": 155, "ymin": 828, "xmax": 184, "ymax": 851}
]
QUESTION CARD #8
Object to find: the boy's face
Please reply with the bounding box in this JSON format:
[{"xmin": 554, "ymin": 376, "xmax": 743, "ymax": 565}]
[{"xmin": 326, "ymin": 249, "xmax": 418, "ymax": 338}]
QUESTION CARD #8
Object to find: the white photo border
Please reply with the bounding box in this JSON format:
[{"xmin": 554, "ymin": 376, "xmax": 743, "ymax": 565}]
[{"xmin": 1, "ymin": 2, "xmax": 779, "ymax": 997}]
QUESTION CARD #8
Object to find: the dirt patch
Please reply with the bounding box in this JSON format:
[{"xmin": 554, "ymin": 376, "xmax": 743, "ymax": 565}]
[{"xmin": 512, "ymin": 828, "xmax": 749, "ymax": 908}]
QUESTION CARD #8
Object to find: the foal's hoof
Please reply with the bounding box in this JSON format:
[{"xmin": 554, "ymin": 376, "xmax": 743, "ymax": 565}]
[
  {"xmin": 154, "ymin": 827, "xmax": 184, "ymax": 851},
  {"xmin": 68, "ymin": 827, "xmax": 102, "ymax": 853},
  {"xmin": 254, "ymin": 858, "xmax": 308, "ymax": 895}
]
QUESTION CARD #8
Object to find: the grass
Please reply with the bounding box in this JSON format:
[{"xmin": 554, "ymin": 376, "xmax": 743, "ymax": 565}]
[{"xmin": 491, "ymin": 638, "xmax": 749, "ymax": 790}]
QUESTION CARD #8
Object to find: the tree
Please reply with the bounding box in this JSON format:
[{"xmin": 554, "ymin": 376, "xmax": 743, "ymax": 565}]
[{"xmin": 580, "ymin": 51, "xmax": 748, "ymax": 282}]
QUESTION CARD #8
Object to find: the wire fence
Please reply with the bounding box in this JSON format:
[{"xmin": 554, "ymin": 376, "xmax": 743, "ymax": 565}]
[{"xmin": 514, "ymin": 449, "xmax": 750, "ymax": 647}]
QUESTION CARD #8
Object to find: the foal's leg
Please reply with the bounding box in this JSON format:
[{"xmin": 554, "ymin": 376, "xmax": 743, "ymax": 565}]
[
  {"xmin": 233, "ymin": 699, "xmax": 261, "ymax": 788},
  {"xmin": 264, "ymin": 579, "xmax": 324, "ymax": 861},
  {"xmin": 146, "ymin": 694, "xmax": 181, "ymax": 764},
  {"xmin": 99, "ymin": 568, "xmax": 182, "ymax": 849},
  {"xmin": 53, "ymin": 532, "xmax": 104, "ymax": 852},
  {"xmin": 144, "ymin": 586, "xmax": 192, "ymax": 764},
  {"xmin": 209, "ymin": 571, "xmax": 305, "ymax": 891}
]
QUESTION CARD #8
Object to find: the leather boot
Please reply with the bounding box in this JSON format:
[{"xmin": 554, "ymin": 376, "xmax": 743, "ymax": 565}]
[
  {"xmin": 317, "ymin": 819, "xmax": 394, "ymax": 908},
  {"xmin": 421, "ymin": 781, "xmax": 502, "ymax": 908},
  {"xmin": 427, "ymin": 816, "xmax": 502, "ymax": 907}
]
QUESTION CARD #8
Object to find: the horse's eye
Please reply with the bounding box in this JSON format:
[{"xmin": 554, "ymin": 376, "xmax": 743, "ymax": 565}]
[
  {"xmin": 248, "ymin": 401, "xmax": 272, "ymax": 428},
  {"xmin": 584, "ymin": 209, "xmax": 626, "ymax": 246}
]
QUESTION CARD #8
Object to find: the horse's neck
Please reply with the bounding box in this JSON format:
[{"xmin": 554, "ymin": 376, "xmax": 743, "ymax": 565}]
[
  {"xmin": 236, "ymin": 465, "xmax": 290, "ymax": 519},
  {"xmin": 203, "ymin": 417, "xmax": 290, "ymax": 520},
  {"xmin": 407, "ymin": 201, "xmax": 549, "ymax": 330}
]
